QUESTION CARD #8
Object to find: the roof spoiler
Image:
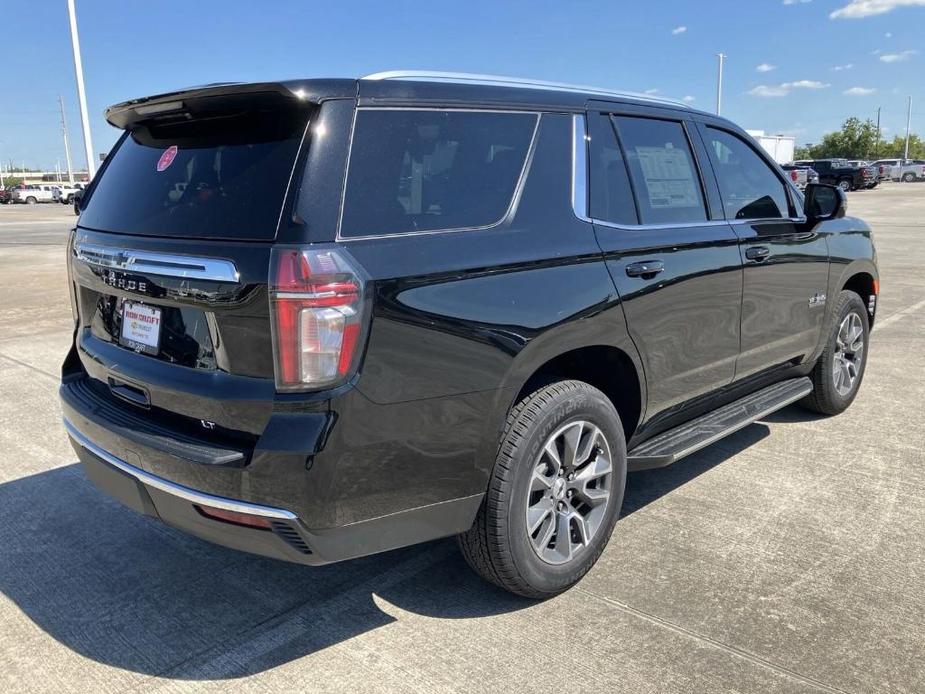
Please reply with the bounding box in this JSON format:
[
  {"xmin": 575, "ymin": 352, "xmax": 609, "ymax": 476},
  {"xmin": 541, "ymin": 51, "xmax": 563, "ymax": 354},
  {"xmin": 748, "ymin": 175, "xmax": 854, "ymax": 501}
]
[{"xmin": 105, "ymin": 81, "xmax": 333, "ymax": 130}]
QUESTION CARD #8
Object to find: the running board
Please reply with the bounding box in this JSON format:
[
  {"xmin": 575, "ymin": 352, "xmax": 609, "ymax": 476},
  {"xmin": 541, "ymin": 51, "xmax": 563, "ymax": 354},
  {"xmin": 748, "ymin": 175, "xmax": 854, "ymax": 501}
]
[{"xmin": 627, "ymin": 377, "xmax": 813, "ymax": 471}]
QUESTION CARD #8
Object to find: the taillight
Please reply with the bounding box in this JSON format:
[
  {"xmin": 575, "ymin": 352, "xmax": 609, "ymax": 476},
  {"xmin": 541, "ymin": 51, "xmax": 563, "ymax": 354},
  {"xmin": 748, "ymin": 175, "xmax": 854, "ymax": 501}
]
[
  {"xmin": 790, "ymin": 170, "xmax": 799, "ymax": 182},
  {"xmin": 269, "ymin": 246, "xmax": 367, "ymax": 391}
]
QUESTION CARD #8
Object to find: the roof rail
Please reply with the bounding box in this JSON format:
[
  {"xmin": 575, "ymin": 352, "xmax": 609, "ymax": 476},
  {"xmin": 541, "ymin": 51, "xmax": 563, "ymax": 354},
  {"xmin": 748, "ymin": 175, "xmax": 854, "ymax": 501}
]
[{"xmin": 361, "ymin": 70, "xmax": 691, "ymax": 108}]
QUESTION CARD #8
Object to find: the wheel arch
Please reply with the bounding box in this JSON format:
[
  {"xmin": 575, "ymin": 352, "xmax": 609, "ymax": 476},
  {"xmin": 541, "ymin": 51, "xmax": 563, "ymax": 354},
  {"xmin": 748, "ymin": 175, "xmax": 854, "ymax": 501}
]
[
  {"xmin": 509, "ymin": 344, "xmax": 645, "ymax": 443},
  {"xmin": 837, "ymin": 262, "xmax": 879, "ymax": 328}
]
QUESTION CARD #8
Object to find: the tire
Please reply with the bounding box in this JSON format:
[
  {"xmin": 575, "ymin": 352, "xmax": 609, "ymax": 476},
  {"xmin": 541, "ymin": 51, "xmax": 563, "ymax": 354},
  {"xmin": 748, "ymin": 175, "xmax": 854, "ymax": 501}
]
[
  {"xmin": 902, "ymin": 173, "xmax": 915, "ymax": 183},
  {"xmin": 25, "ymin": 196, "xmax": 37, "ymax": 205},
  {"xmin": 801, "ymin": 290, "xmax": 870, "ymax": 415},
  {"xmin": 458, "ymin": 380, "xmax": 627, "ymax": 598},
  {"xmin": 838, "ymin": 179, "xmax": 852, "ymax": 193}
]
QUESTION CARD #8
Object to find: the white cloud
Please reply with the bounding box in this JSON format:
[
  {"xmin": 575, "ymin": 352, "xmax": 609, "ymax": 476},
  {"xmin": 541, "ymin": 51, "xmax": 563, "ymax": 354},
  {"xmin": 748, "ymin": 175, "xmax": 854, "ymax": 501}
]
[
  {"xmin": 831, "ymin": 0, "xmax": 925, "ymax": 19},
  {"xmin": 749, "ymin": 85, "xmax": 790, "ymax": 97},
  {"xmin": 880, "ymin": 49, "xmax": 917, "ymax": 61},
  {"xmin": 756, "ymin": 63, "xmax": 777, "ymax": 72},
  {"xmin": 831, "ymin": 63, "xmax": 854, "ymax": 70},
  {"xmin": 784, "ymin": 80, "xmax": 830, "ymax": 89},
  {"xmin": 671, "ymin": 25, "xmax": 687, "ymax": 35},
  {"xmin": 844, "ymin": 86, "xmax": 877, "ymax": 95},
  {"xmin": 783, "ymin": 0, "xmax": 813, "ymax": 4},
  {"xmin": 748, "ymin": 80, "xmax": 830, "ymax": 97},
  {"xmin": 644, "ymin": 88, "xmax": 660, "ymax": 95},
  {"xmin": 682, "ymin": 95, "xmax": 696, "ymax": 103}
]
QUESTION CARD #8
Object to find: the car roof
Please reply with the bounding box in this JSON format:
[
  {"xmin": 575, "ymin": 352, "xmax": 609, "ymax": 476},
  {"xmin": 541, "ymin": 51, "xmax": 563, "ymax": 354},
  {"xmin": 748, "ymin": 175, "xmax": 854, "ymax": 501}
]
[{"xmin": 106, "ymin": 71, "xmax": 726, "ymax": 129}]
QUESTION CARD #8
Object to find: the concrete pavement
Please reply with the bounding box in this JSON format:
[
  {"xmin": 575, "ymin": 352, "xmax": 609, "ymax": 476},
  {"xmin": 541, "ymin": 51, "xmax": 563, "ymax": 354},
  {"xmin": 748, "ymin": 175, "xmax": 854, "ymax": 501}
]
[{"xmin": 0, "ymin": 187, "xmax": 923, "ymax": 693}]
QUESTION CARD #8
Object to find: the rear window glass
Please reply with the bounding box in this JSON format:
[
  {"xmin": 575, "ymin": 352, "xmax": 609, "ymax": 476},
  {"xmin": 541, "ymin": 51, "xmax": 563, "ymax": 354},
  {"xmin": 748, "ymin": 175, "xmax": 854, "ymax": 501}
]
[
  {"xmin": 588, "ymin": 113, "xmax": 637, "ymax": 225},
  {"xmin": 612, "ymin": 116, "xmax": 706, "ymax": 225},
  {"xmin": 79, "ymin": 109, "xmax": 308, "ymax": 240},
  {"xmin": 339, "ymin": 109, "xmax": 537, "ymax": 238}
]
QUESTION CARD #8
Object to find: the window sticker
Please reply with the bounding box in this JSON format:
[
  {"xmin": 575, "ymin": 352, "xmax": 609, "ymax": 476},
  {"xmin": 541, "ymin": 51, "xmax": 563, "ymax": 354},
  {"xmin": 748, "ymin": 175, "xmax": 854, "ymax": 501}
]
[
  {"xmin": 635, "ymin": 146, "xmax": 699, "ymax": 208},
  {"xmin": 156, "ymin": 145, "xmax": 178, "ymax": 172}
]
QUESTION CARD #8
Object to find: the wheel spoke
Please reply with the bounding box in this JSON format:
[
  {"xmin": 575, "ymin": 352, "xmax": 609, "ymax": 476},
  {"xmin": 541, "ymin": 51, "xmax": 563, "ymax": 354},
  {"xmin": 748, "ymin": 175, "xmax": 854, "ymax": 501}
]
[
  {"xmin": 554, "ymin": 511, "xmax": 574, "ymax": 562},
  {"xmin": 527, "ymin": 505, "xmax": 553, "ymax": 536},
  {"xmin": 575, "ymin": 427, "xmax": 600, "ymax": 468},
  {"xmin": 531, "ymin": 468, "xmax": 553, "ymax": 493},
  {"xmin": 572, "ymin": 512, "xmax": 592, "ymax": 546},
  {"xmin": 543, "ymin": 440, "xmax": 562, "ymax": 475},
  {"xmin": 561, "ymin": 422, "xmax": 583, "ymax": 470},
  {"xmin": 534, "ymin": 514, "xmax": 556, "ymax": 552},
  {"xmin": 841, "ymin": 362, "xmax": 852, "ymax": 388}
]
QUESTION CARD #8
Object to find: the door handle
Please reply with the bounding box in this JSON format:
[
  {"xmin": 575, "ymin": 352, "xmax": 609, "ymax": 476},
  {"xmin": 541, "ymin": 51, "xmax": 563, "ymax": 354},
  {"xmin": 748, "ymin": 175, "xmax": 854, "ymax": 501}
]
[
  {"xmin": 745, "ymin": 246, "xmax": 770, "ymax": 261},
  {"xmin": 625, "ymin": 260, "xmax": 665, "ymax": 278}
]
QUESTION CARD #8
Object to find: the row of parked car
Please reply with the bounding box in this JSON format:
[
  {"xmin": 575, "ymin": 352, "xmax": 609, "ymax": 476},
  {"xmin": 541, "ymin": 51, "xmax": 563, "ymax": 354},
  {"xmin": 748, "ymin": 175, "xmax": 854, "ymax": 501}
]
[
  {"xmin": 0, "ymin": 182, "xmax": 88, "ymax": 205},
  {"xmin": 781, "ymin": 157, "xmax": 925, "ymax": 193}
]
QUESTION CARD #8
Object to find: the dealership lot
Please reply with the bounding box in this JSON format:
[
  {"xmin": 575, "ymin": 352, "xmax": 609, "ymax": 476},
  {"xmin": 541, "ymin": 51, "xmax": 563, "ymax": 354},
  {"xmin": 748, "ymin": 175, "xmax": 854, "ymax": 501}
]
[{"xmin": 1, "ymin": 187, "xmax": 923, "ymax": 693}]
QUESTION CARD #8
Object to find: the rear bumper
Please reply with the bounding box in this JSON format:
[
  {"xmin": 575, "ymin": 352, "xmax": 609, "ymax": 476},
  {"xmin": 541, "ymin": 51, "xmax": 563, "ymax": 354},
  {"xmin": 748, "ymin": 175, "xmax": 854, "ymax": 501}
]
[{"xmin": 64, "ymin": 416, "xmax": 483, "ymax": 566}]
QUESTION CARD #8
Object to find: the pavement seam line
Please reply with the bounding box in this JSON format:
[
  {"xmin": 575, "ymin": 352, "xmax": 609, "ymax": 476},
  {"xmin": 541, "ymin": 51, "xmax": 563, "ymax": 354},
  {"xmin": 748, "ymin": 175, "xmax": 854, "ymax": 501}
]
[
  {"xmin": 575, "ymin": 588, "xmax": 855, "ymax": 694},
  {"xmin": 0, "ymin": 351, "xmax": 58, "ymax": 380},
  {"xmin": 873, "ymin": 296, "xmax": 925, "ymax": 330}
]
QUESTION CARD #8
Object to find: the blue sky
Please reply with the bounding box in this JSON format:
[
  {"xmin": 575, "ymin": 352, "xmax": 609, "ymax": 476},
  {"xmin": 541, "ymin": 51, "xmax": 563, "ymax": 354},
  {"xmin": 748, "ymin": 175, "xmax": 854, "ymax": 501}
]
[{"xmin": 3, "ymin": 0, "xmax": 924, "ymax": 171}]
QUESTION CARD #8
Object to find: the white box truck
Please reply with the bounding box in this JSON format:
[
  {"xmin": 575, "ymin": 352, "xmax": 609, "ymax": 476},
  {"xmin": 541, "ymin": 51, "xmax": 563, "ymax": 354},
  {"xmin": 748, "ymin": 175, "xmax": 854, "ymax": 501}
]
[{"xmin": 746, "ymin": 130, "xmax": 796, "ymax": 165}]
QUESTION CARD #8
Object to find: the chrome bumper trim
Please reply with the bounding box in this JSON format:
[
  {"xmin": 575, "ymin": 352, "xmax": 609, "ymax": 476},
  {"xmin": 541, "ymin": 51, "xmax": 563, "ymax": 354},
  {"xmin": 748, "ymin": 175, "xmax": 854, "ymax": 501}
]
[{"xmin": 63, "ymin": 418, "xmax": 298, "ymax": 520}]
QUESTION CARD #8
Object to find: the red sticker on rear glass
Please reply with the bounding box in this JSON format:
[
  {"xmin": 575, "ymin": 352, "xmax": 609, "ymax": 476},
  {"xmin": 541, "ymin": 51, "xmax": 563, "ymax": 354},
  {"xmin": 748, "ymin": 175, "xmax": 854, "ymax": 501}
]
[{"xmin": 156, "ymin": 145, "xmax": 178, "ymax": 172}]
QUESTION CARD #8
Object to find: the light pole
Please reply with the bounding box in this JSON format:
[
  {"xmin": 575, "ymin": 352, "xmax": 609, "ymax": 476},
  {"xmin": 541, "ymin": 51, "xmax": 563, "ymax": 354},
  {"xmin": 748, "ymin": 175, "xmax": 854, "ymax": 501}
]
[
  {"xmin": 875, "ymin": 106, "xmax": 881, "ymax": 158},
  {"xmin": 66, "ymin": 0, "xmax": 96, "ymax": 179},
  {"xmin": 716, "ymin": 53, "xmax": 726, "ymax": 116},
  {"xmin": 59, "ymin": 95, "xmax": 75, "ymax": 185},
  {"xmin": 904, "ymin": 96, "xmax": 912, "ymax": 161}
]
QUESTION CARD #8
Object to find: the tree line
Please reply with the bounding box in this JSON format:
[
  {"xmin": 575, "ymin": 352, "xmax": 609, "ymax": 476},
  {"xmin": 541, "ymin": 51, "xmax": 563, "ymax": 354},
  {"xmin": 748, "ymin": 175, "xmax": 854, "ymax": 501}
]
[{"xmin": 795, "ymin": 117, "xmax": 923, "ymax": 161}]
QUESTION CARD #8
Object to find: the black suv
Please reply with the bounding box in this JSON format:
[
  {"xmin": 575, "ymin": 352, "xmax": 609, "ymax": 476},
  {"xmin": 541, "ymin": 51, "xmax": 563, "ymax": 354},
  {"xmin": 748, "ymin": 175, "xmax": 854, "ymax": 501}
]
[
  {"xmin": 794, "ymin": 159, "xmax": 874, "ymax": 192},
  {"xmin": 61, "ymin": 72, "xmax": 878, "ymax": 598}
]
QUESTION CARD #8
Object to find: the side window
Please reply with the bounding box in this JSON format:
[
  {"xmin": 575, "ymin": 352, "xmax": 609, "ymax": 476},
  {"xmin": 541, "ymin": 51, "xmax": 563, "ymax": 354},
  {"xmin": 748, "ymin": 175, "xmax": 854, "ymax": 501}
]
[
  {"xmin": 705, "ymin": 127, "xmax": 790, "ymax": 220},
  {"xmin": 612, "ymin": 116, "xmax": 707, "ymax": 225},
  {"xmin": 587, "ymin": 113, "xmax": 637, "ymax": 225},
  {"xmin": 340, "ymin": 109, "xmax": 537, "ymax": 238}
]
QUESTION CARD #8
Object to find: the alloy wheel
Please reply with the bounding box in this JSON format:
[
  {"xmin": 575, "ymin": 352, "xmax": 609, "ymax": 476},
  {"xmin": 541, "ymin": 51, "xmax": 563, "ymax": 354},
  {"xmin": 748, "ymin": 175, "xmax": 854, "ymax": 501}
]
[
  {"xmin": 833, "ymin": 312, "xmax": 864, "ymax": 396},
  {"xmin": 525, "ymin": 420, "xmax": 612, "ymax": 565}
]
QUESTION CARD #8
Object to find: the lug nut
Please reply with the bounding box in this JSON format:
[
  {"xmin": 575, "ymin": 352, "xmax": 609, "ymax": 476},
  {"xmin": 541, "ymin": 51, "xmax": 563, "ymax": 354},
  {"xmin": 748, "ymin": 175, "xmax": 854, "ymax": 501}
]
[{"xmin": 567, "ymin": 490, "xmax": 574, "ymax": 498}]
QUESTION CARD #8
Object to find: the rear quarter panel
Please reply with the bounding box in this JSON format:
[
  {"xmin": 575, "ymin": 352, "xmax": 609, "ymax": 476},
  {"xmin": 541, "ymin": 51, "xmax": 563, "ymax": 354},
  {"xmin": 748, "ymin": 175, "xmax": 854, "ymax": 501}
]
[{"xmin": 314, "ymin": 112, "xmax": 643, "ymax": 525}]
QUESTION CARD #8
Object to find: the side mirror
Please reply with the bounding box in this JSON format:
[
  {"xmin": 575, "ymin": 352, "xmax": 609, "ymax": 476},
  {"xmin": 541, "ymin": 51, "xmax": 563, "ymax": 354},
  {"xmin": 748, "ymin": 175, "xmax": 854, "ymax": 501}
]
[{"xmin": 804, "ymin": 183, "xmax": 846, "ymax": 222}]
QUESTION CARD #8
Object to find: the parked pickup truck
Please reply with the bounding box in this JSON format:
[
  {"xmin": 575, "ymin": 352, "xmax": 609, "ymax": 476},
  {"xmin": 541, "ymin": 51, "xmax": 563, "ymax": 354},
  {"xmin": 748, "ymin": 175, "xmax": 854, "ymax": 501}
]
[
  {"xmin": 844, "ymin": 161, "xmax": 881, "ymax": 189},
  {"xmin": 872, "ymin": 158, "xmax": 925, "ymax": 182},
  {"xmin": 11, "ymin": 184, "xmax": 57, "ymax": 204},
  {"xmin": 780, "ymin": 164, "xmax": 810, "ymax": 191},
  {"xmin": 53, "ymin": 183, "xmax": 87, "ymax": 204},
  {"xmin": 793, "ymin": 159, "xmax": 874, "ymax": 192},
  {"xmin": 61, "ymin": 74, "xmax": 879, "ymax": 598}
]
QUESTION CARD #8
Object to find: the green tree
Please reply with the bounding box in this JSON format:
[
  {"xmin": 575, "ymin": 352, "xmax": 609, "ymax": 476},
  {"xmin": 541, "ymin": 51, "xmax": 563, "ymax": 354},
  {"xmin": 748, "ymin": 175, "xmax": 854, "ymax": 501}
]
[
  {"xmin": 881, "ymin": 134, "xmax": 924, "ymax": 159},
  {"xmin": 791, "ymin": 117, "xmax": 915, "ymax": 161},
  {"xmin": 816, "ymin": 117, "xmax": 881, "ymax": 159}
]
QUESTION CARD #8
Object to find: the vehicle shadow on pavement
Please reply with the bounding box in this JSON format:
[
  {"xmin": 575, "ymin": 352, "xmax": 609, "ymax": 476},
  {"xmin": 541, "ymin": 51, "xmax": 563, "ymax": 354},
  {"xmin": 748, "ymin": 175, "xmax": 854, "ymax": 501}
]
[
  {"xmin": 0, "ymin": 463, "xmax": 531, "ymax": 679},
  {"xmin": 621, "ymin": 422, "xmax": 771, "ymax": 517},
  {"xmin": 0, "ymin": 420, "xmax": 773, "ymax": 680}
]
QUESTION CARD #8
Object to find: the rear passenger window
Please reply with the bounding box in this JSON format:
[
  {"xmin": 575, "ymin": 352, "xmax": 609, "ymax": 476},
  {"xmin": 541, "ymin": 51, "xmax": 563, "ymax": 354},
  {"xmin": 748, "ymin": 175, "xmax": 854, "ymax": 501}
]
[
  {"xmin": 704, "ymin": 127, "xmax": 789, "ymax": 220},
  {"xmin": 588, "ymin": 113, "xmax": 637, "ymax": 225},
  {"xmin": 612, "ymin": 116, "xmax": 707, "ymax": 225},
  {"xmin": 339, "ymin": 109, "xmax": 537, "ymax": 238}
]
